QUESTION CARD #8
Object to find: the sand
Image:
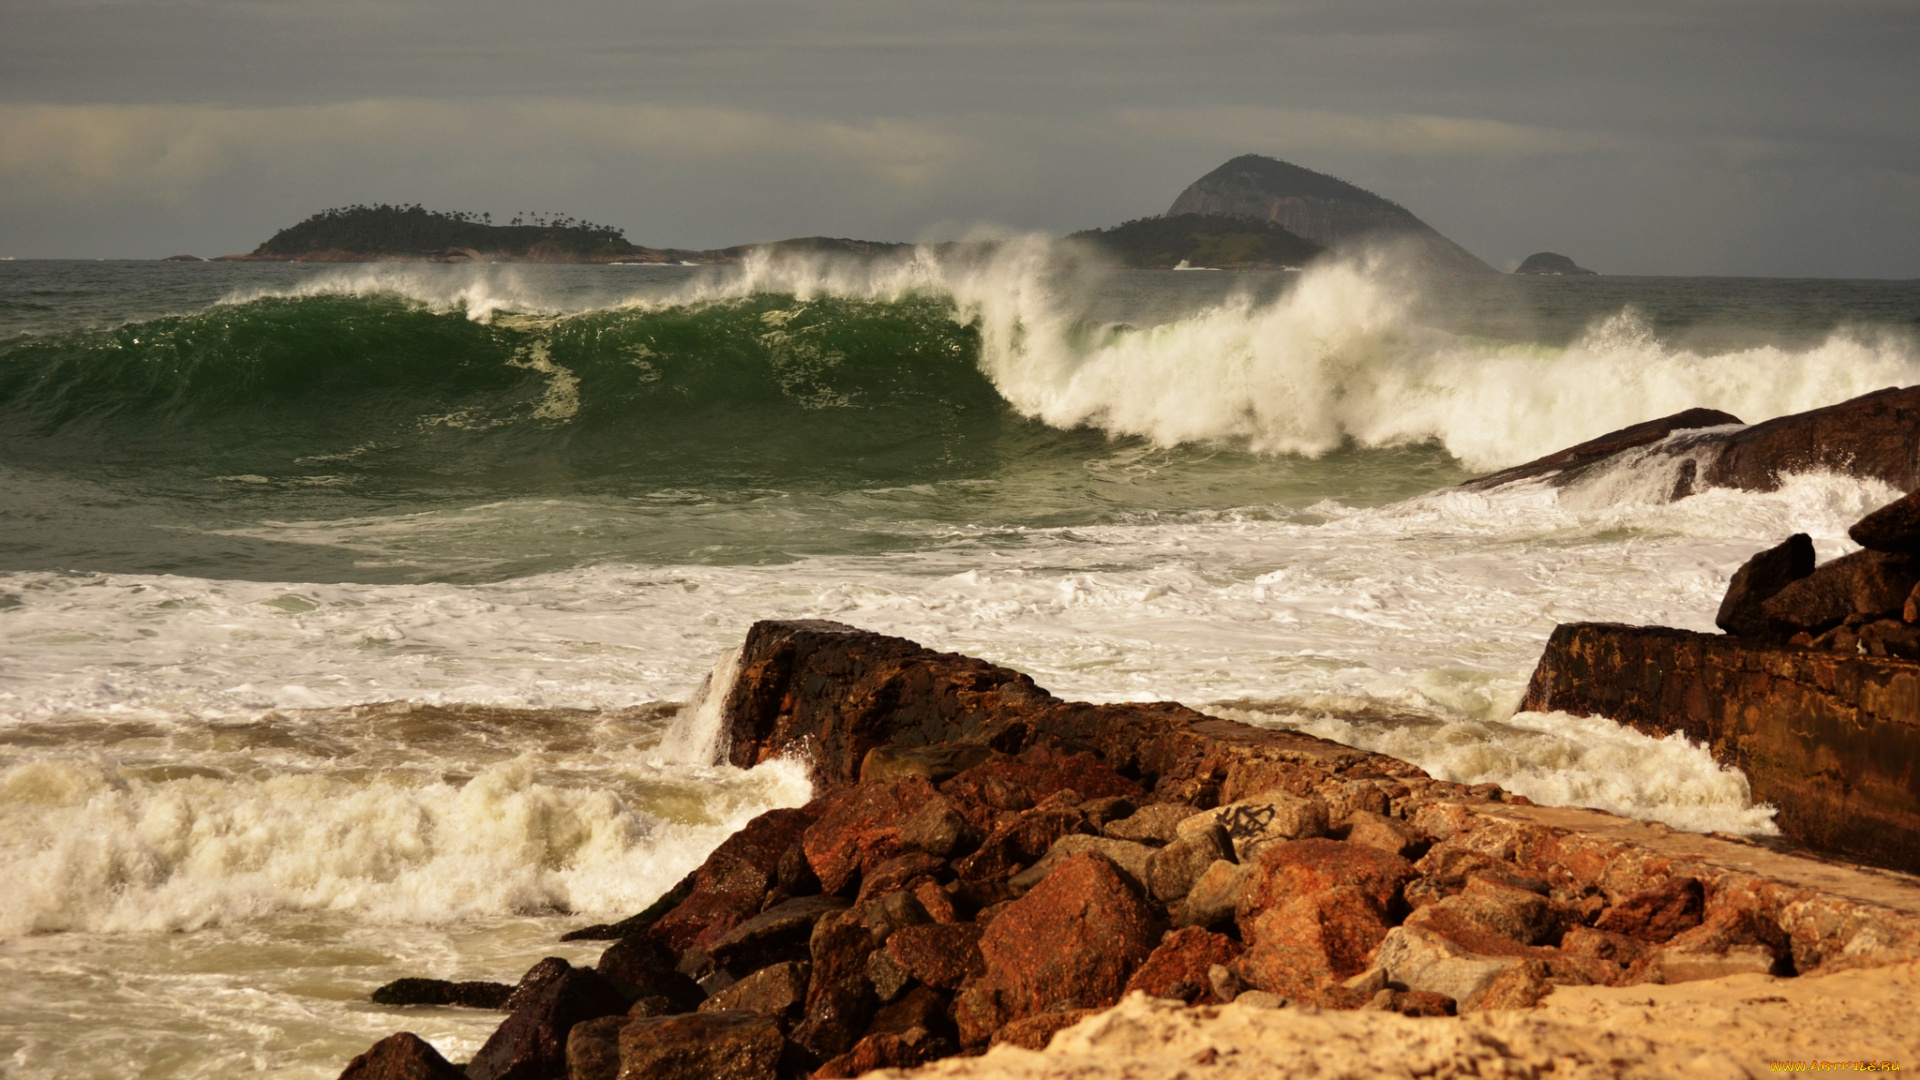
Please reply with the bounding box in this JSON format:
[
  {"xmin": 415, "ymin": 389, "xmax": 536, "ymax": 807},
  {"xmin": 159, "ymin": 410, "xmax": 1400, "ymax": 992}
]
[{"xmin": 879, "ymin": 960, "xmax": 1919, "ymax": 1078}]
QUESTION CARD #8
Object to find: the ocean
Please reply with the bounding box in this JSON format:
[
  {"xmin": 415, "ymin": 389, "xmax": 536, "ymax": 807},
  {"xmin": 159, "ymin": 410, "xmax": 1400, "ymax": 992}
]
[{"xmin": 2, "ymin": 246, "xmax": 1917, "ymax": 1076}]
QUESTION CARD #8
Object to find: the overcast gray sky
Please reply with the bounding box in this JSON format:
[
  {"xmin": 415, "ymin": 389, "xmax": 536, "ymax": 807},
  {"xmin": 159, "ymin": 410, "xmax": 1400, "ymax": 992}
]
[{"xmin": 3, "ymin": 0, "xmax": 1917, "ymax": 275}]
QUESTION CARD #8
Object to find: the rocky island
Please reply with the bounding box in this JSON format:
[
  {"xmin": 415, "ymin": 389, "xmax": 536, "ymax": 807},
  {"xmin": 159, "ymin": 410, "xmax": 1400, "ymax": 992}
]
[{"xmin": 1514, "ymin": 252, "xmax": 1597, "ymax": 275}]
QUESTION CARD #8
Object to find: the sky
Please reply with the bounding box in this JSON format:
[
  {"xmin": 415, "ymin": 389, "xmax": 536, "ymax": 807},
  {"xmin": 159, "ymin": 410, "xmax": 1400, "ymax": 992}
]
[{"xmin": 2, "ymin": 0, "xmax": 1917, "ymax": 276}]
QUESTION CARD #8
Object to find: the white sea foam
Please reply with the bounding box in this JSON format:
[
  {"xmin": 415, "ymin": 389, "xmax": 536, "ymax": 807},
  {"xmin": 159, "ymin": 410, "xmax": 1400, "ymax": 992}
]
[{"xmin": 0, "ymin": 750, "xmax": 809, "ymax": 936}]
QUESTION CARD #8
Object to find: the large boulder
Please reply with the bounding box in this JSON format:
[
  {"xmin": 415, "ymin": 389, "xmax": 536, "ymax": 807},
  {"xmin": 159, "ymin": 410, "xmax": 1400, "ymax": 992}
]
[
  {"xmin": 803, "ymin": 777, "xmax": 942, "ymax": 895},
  {"xmin": 649, "ymin": 807, "xmax": 818, "ymax": 957},
  {"xmin": 337, "ymin": 1033, "xmax": 467, "ymax": 1080},
  {"xmin": 465, "ymin": 959, "xmax": 629, "ymax": 1080},
  {"xmin": 791, "ymin": 907, "xmax": 880, "ymax": 1060},
  {"xmin": 953, "ymin": 853, "xmax": 1163, "ymax": 1046},
  {"xmin": 1759, "ymin": 549, "xmax": 1920, "ymax": 635},
  {"xmin": 1714, "ymin": 533, "xmax": 1815, "ymax": 638},
  {"xmin": 706, "ymin": 895, "xmax": 850, "ymax": 973},
  {"xmin": 1852, "ymin": 489, "xmax": 1920, "ymax": 552},
  {"xmin": 884, "ymin": 922, "xmax": 986, "ymax": 990}
]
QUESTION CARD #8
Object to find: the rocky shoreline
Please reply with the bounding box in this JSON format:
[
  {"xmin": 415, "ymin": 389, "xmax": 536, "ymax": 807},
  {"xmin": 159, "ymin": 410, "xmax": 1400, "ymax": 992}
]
[{"xmin": 337, "ymin": 620, "xmax": 1920, "ymax": 1080}]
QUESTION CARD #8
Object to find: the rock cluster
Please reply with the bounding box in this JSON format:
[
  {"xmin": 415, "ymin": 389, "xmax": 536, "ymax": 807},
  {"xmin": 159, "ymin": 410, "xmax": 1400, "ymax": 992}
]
[
  {"xmin": 1715, "ymin": 490, "xmax": 1920, "ymax": 656},
  {"xmin": 342, "ymin": 621, "xmax": 1920, "ymax": 1080}
]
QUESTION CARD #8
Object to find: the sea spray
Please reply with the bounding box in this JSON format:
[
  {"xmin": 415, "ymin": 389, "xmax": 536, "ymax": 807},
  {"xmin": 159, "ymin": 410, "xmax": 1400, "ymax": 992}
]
[{"xmin": 656, "ymin": 644, "xmax": 745, "ymax": 766}]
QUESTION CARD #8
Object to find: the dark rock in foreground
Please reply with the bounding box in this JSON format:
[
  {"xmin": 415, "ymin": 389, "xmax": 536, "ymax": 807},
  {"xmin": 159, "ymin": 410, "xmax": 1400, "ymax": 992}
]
[
  {"xmin": 1464, "ymin": 386, "xmax": 1920, "ymax": 499},
  {"xmin": 1521, "ymin": 622, "xmax": 1920, "ymax": 874},
  {"xmin": 338, "ymin": 1033, "xmax": 467, "ymax": 1080}
]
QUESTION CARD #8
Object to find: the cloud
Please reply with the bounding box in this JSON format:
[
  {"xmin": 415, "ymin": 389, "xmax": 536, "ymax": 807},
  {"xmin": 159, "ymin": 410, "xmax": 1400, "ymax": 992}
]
[
  {"xmin": 0, "ymin": 99, "xmax": 970, "ymax": 209},
  {"xmin": 1115, "ymin": 105, "xmax": 1621, "ymax": 161}
]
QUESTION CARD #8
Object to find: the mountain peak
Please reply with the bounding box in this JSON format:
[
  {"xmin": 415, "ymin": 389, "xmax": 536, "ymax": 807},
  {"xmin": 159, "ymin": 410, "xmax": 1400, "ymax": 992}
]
[{"xmin": 1168, "ymin": 155, "xmax": 1496, "ymax": 275}]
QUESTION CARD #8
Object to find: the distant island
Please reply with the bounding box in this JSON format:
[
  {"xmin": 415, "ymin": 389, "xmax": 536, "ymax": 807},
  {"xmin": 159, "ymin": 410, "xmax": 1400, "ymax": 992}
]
[
  {"xmin": 1164, "ymin": 155, "xmax": 1497, "ymax": 275},
  {"xmin": 217, "ymin": 204, "xmax": 915, "ymax": 265},
  {"xmin": 1067, "ymin": 213, "xmax": 1323, "ymax": 270},
  {"xmin": 1514, "ymin": 251, "xmax": 1597, "ymax": 275},
  {"xmin": 218, "ymin": 157, "xmax": 1497, "ymax": 274}
]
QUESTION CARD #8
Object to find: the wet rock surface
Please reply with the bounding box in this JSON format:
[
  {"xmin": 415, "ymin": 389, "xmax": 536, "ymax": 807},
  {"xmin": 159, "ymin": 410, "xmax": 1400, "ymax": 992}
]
[{"xmin": 340, "ymin": 619, "xmax": 1920, "ymax": 1079}]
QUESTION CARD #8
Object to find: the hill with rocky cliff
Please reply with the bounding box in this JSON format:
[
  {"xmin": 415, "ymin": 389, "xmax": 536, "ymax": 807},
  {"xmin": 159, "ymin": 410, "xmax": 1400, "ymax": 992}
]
[
  {"xmin": 1168, "ymin": 155, "xmax": 1496, "ymax": 275},
  {"xmin": 1067, "ymin": 214, "xmax": 1324, "ymax": 269}
]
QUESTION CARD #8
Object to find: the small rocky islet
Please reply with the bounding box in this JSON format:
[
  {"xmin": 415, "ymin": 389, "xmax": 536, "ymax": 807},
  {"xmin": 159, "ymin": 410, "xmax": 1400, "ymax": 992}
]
[{"xmin": 342, "ymin": 387, "xmax": 1920, "ymax": 1080}]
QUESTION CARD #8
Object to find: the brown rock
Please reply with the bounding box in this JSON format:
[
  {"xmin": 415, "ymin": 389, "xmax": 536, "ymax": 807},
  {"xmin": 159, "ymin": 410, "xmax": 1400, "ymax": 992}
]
[
  {"xmin": 564, "ymin": 877, "xmax": 696, "ymax": 941},
  {"xmin": 941, "ymin": 744, "xmax": 1143, "ymax": 832},
  {"xmin": 566, "ymin": 1015, "xmax": 627, "ymax": 1080},
  {"xmin": 860, "ymin": 743, "xmax": 994, "ymax": 784},
  {"xmin": 699, "ymin": 961, "xmax": 810, "ymax": 1022},
  {"xmin": 597, "ymin": 935, "xmax": 704, "ymax": 1011},
  {"xmin": 865, "ymin": 947, "xmax": 913, "ymax": 1002},
  {"xmin": 1701, "ymin": 386, "xmax": 1920, "ymax": 494},
  {"xmin": 1760, "ymin": 549, "xmax": 1920, "ymax": 633},
  {"xmin": 989, "ymin": 1009, "xmax": 1101, "ymax": 1050},
  {"xmin": 1103, "ymin": 802, "xmax": 1194, "ymax": 845},
  {"xmin": 955, "ymin": 853, "xmax": 1163, "ymax": 1046},
  {"xmin": 1235, "ymin": 838, "xmax": 1416, "ymax": 924},
  {"xmin": 1462, "ymin": 407, "xmax": 1743, "ymax": 492},
  {"xmin": 369, "ymin": 977, "xmax": 512, "ymax": 1009},
  {"xmin": 1372, "ymin": 924, "xmax": 1523, "ymax": 1006},
  {"xmin": 803, "ymin": 778, "xmax": 942, "ymax": 895},
  {"xmin": 913, "ymin": 880, "xmax": 960, "ymax": 923},
  {"xmin": 953, "ymin": 798, "xmax": 1095, "ymax": 882},
  {"xmin": 1715, "ymin": 533, "xmax": 1815, "ymax": 638},
  {"xmin": 1558, "ymin": 925, "xmax": 1652, "ymax": 986},
  {"xmin": 1462, "ymin": 958, "xmax": 1554, "ymax": 1011},
  {"xmin": 1592, "ymin": 877, "xmax": 1705, "ymax": 944},
  {"xmin": 337, "ymin": 1032, "xmax": 466, "ymax": 1080},
  {"xmin": 1234, "ymin": 886, "xmax": 1393, "ymax": 1000},
  {"xmin": 1340, "ymin": 811, "xmax": 1427, "ymax": 859},
  {"xmin": 896, "ymin": 796, "xmax": 981, "ymax": 859},
  {"xmin": 466, "ymin": 960, "xmax": 629, "ymax": 1080},
  {"xmin": 1124, "ymin": 927, "xmax": 1245, "ymax": 1004},
  {"xmin": 651, "ymin": 807, "xmax": 819, "ymax": 957},
  {"xmin": 1858, "ymin": 617, "xmax": 1920, "ymax": 659},
  {"xmin": 1012, "ymin": 834, "xmax": 1157, "ymax": 893},
  {"xmin": 792, "ymin": 908, "xmax": 878, "ymax": 1059},
  {"xmin": 1144, "ymin": 823, "xmax": 1234, "ymax": 903},
  {"xmin": 1176, "ymin": 859, "xmax": 1250, "ymax": 930},
  {"xmin": 861, "ymin": 889, "xmax": 932, "ymax": 942},
  {"xmin": 615, "ymin": 1010, "xmax": 785, "ymax": 1080},
  {"xmin": 852, "ymin": 852, "xmax": 949, "ymax": 904},
  {"xmin": 708, "ymin": 895, "xmax": 852, "ymax": 973},
  {"xmin": 1520, "ymin": 621, "xmax": 1920, "ymax": 875},
  {"xmin": 1436, "ymin": 876, "xmax": 1561, "ymax": 946},
  {"xmin": 1183, "ymin": 793, "xmax": 1330, "ymax": 860},
  {"xmin": 1382, "ymin": 989, "xmax": 1458, "ymax": 1016},
  {"xmin": 1852, "ymin": 489, "xmax": 1920, "ymax": 552},
  {"xmin": 885, "ymin": 922, "xmax": 985, "ymax": 989},
  {"xmin": 811, "ymin": 1026, "xmax": 948, "ymax": 1079}
]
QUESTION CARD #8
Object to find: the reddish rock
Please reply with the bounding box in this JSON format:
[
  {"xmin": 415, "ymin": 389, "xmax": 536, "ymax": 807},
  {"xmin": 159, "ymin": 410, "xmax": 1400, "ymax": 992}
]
[
  {"xmin": 1559, "ymin": 925, "xmax": 1652, "ymax": 985},
  {"xmin": 953, "ymin": 798, "xmax": 1095, "ymax": 882},
  {"xmin": 803, "ymin": 778, "xmax": 942, "ymax": 895},
  {"xmin": 1235, "ymin": 886, "xmax": 1393, "ymax": 1000},
  {"xmin": 885, "ymin": 923, "xmax": 985, "ymax": 990},
  {"xmin": 1593, "ymin": 877, "xmax": 1705, "ymax": 944},
  {"xmin": 1235, "ymin": 838, "xmax": 1416, "ymax": 924},
  {"xmin": 860, "ymin": 743, "xmax": 994, "ymax": 784},
  {"xmin": 466, "ymin": 960, "xmax": 629, "ymax": 1080},
  {"xmin": 1437, "ymin": 876, "xmax": 1562, "ymax": 946},
  {"xmin": 912, "ymin": 880, "xmax": 960, "ymax": 923},
  {"xmin": 650, "ymin": 807, "xmax": 819, "ymax": 956},
  {"xmin": 1715, "ymin": 533, "xmax": 1815, "ymax": 639},
  {"xmin": 989, "ymin": 1009, "xmax": 1101, "ymax": 1050},
  {"xmin": 1124, "ymin": 927, "xmax": 1245, "ymax": 1004},
  {"xmin": 1340, "ymin": 811, "xmax": 1428, "ymax": 859},
  {"xmin": 565, "ymin": 1016, "xmax": 627, "ymax": 1080},
  {"xmin": 955, "ymin": 853, "xmax": 1163, "ymax": 1046},
  {"xmin": 337, "ymin": 1033, "xmax": 466, "ymax": 1080},
  {"xmin": 811, "ymin": 1027, "xmax": 948, "ymax": 1079},
  {"xmin": 941, "ymin": 744, "xmax": 1143, "ymax": 832},
  {"xmin": 896, "ymin": 796, "xmax": 981, "ymax": 859},
  {"xmin": 852, "ymin": 852, "xmax": 948, "ymax": 904},
  {"xmin": 1103, "ymin": 802, "xmax": 1194, "ymax": 844},
  {"xmin": 868, "ymin": 984, "xmax": 955, "ymax": 1041},
  {"xmin": 616, "ymin": 1010, "xmax": 786, "ymax": 1080},
  {"xmin": 1857, "ymin": 618, "xmax": 1920, "ymax": 659}
]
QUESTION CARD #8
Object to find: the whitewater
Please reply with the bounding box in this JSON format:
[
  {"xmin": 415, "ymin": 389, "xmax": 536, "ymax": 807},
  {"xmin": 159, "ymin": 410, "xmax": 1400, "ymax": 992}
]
[{"xmin": 1, "ymin": 248, "xmax": 1917, "ymax": 1077}]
